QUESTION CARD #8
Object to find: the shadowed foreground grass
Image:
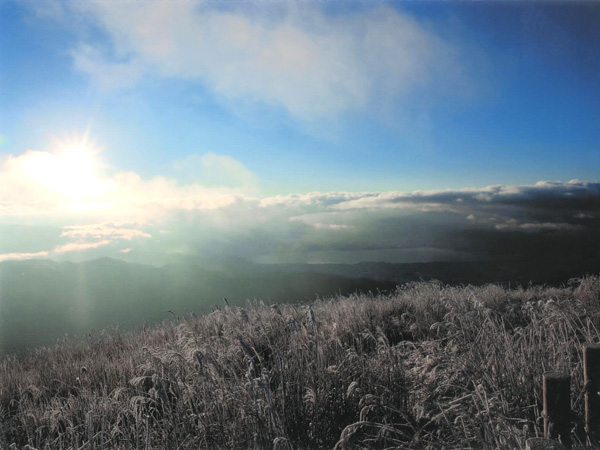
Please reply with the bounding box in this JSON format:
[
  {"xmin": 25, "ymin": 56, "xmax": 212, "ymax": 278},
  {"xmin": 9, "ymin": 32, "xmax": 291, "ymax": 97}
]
[{"xmin": 1, "ymin": 276, "xmax": 600, "ymax": 449}]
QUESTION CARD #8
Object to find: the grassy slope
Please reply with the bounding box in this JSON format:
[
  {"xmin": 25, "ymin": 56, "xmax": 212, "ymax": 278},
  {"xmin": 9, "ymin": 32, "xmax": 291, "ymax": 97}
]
[{"xmin": 1, "ymin": 276, "xmax": 600, "ymax": 449}]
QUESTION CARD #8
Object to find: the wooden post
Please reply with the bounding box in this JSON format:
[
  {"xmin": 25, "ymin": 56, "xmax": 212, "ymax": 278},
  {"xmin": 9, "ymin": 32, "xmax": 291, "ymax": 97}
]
[
  {"xmin": 543, "ymin": 372, "xmax": 571, "ymax": 447},
  {"xmin": 584, "ymin": 343, "xmax": 600, "ymax": 444},
  {"xmin": 88, "ymin": 410, "xmax": 94, "ymax": 450}
]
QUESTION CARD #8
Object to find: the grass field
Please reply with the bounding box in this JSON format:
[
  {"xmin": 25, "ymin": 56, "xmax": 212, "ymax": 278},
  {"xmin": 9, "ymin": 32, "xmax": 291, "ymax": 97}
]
[{"xmin": 1, "ymin": 276, "xmax": 600, "ymax": 449}]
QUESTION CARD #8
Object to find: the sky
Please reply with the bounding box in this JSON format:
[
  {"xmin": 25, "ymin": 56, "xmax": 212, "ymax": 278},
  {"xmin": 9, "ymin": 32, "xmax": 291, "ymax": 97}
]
[{"xmin": 0, "ymin": 0, "xmax": 599, "ymax": 266}]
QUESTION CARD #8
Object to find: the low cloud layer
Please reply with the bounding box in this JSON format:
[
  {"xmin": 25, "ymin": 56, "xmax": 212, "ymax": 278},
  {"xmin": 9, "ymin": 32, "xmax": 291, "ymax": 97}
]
[
  {"xmin": 1, "ymin": 145, "xmax": 598, "ymax": 266},
  {"xmin": 0, "ymin": 148, "xmax": 254, "ymax": 220}
]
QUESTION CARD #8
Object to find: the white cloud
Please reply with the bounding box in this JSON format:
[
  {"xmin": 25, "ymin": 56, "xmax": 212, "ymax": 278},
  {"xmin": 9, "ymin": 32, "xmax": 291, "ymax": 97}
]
[
  {"xmin": 104, "ymin": 171, "xmax": 245, "ymax": 219},
  {"xmin": 54, "ymin": 239, "xmax": 111, "ymax": 254},
  {"xmin": 0, "ymin": 251, "xmax": 50, "ymax": 262},
  {"xmin": 313, "ymin": 223, "xmax": 351, "ymax": 230},
  {"xmin": 60, "ymin": 224, "xmax": 151, "ymax": 241},
  {"xmin": 56, "ymin": 224, "xmax": 152, "ymax": 254},
  {"xmin": 0, "ymin": 149, "xmax": 254, "ymax": 221},
  {"xmin": 1, "ymin": 147, "xmax": 597, "ymax": 265},
  {"xmin": 62, "ymin": 2, "xmax": 464, "ymax": 121},
  {"xmin": 0, "ymin": 222, "xmax": 153, "ymax": 262},
  {"xmin": 72, "ymin": 44, "xmax": 145, "ymax": 91},
  {"xmin": 259, "ymin": 191, "xmax": 380, "ymax": 210},
  {"xmin": 0, "ymin": 147, "xmax": 257, "ymax": 261},
  {"xmin": 3, "ymin": 148, "xmax": 597, "ymax": 229},
  {"xmin": 495, "ymin": 222, "xmax": 581, "ymax": 232}
]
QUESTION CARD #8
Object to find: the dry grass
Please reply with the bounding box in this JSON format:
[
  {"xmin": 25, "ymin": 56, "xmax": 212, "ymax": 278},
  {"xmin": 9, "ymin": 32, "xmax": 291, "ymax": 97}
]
[{"xmin": 1, "ymin": 276, "xmax": 600, "ymax": 449}]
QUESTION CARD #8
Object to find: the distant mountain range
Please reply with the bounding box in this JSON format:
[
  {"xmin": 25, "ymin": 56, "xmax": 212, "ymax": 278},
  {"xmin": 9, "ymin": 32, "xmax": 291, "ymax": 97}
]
[{"xmin": 1, "ymin": 256, "xmax": 598, "ymax": 354}]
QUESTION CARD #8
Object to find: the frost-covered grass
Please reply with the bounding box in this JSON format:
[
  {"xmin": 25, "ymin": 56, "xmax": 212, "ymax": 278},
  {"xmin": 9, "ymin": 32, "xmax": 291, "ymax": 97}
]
[{"xmin": 1, "ymin": 276, "xmax": 600, "ymax": 449}]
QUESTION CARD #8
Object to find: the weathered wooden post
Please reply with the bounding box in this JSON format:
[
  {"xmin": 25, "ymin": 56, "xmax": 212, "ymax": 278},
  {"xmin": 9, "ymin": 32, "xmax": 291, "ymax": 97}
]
[
  {"xmin": 584, "ymin": 343, "xmax": 600, "ymax": 444},
  {"xmin": 543, "ymin": 372, "xmax": 571, "ymax": 447},
  {"xmin": 88, "ymin": 410, "xmax": 94, "ymax": 450}
]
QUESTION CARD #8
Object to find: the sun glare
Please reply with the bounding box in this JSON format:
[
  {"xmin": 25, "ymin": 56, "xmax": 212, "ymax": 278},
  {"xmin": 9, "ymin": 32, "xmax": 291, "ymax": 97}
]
[{"xmin": 26, "ymin": 132, "xmax": 113, "ymax": 205}]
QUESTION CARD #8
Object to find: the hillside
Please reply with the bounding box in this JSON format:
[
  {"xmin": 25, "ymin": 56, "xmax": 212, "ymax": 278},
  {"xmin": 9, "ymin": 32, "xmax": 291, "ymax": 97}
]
[{"xmin": 1, "ymin": 276, "xmax": 599, "ymax": 448}]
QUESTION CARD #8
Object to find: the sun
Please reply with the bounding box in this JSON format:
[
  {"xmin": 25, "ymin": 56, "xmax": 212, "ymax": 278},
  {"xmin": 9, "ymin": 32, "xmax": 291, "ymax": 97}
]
[{"xmin": 26, "ymin": 131, "xmax": 113, "ymax": 203}]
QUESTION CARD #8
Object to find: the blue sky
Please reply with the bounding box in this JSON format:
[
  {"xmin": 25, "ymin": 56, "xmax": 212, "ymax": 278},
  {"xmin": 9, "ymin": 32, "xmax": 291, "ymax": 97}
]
[{"xmin": 0, "ymin": 1, "xmax": 599, "ymax": 265}]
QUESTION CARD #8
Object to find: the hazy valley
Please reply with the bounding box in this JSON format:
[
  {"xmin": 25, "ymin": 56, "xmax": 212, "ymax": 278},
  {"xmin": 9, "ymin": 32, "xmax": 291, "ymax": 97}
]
[{"xmin": 2, "ymin": 255, "xmax": 599, "ymax": 354}]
